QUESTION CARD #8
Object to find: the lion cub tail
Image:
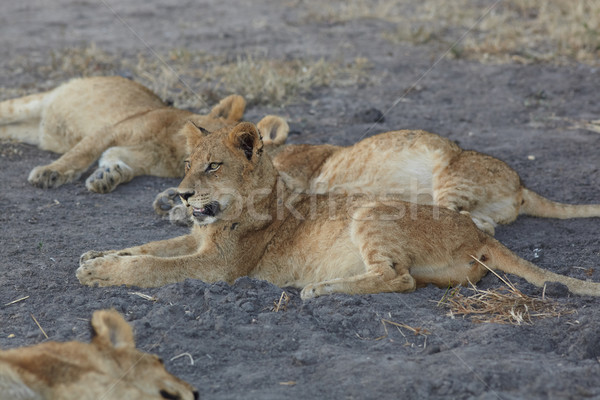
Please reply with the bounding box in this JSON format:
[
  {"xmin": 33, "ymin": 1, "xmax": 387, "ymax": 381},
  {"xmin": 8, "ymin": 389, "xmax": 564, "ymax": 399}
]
[
  {"xmin": 0, "ymin": 91, "xmax": 50, "ymax": 125},
  {"xmin": 486, "ymin": 238, "xmax": 600, "ymax": 297},
  {"xmin": 520, "ymin": 188, "xmax": 600, "ymax": 220},
  {"xmin": 256, "ymin": 115, "xmax": 289, "ymax": 146}
]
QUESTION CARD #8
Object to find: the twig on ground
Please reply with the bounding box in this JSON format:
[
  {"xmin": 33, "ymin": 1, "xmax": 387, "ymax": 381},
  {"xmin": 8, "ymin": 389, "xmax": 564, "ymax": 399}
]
[
  {"xmin": 128, "ymin": 291, "xmax": 157, "ymax": 302},
  {"xmin": 272, "ymin": 291, "xmax": 290, "ymax": 312},
  {"xmin": 170, "ymin": 352, "xmax": 195, "ymax": 365},
  {"xmin": 357, "ymin": 318, "xmax": 430, "ymax": 342},
  {"xmin": 30, "ymin": 313, "xmax": 49, "ymax": 339},
  {"xmin": 4, "ymin": 296, "xmax": 29, "ymax": 306}
]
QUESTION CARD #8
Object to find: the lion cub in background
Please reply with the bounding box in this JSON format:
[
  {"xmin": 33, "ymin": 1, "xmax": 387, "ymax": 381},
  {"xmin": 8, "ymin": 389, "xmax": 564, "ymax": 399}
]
[
  {"xmin": 79, "ymin": 122, "xmax": 600, "ymax": 298},
  {"xmin": 0, "ymin": 76, "xmax": 245, "ymax": 193},
  {"xmin": 156, "ymin": 116, "xmax": 600, "ymax": 235},
  {"xmin": 0, "ymin": 309, "xmax": 197, "ymax": 400}
]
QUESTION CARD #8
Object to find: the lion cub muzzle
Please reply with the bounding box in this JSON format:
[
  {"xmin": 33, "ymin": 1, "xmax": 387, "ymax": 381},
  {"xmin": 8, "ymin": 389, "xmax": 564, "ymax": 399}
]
[{"xmin": 179, "ymin": 190, "xmax": 221, "ymax": 222}]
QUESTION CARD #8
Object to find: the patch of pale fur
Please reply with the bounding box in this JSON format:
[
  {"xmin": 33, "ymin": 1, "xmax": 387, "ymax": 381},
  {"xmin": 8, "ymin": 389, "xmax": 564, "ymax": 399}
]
[
  {"xmin": 0, "ymin": 366, "xmax": 42, "ymax": 400},
  {"xmin": 470, "ymin": 196, "xmax": 518, "ymax": 226},
  {"xmin": 312, "ymin": 147, "xmax": 437, "ymax": 203}
]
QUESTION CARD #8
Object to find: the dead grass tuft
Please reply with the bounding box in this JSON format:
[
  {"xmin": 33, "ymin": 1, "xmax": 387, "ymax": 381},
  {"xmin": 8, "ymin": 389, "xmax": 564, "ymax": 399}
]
[
  {"xmin": 211, "ymin": 54, "xmax": 373, "ymax": 106},
  {"xmin": 440, "ymin": 283, "xmax": 573, "ymax": 325},
  {"xmin": 271, "ymin": 291, "xmax": 291, "ymax": 312},
  {"xmin": 46, "ymin": 44, "xmax": 119, "ymax": 77},
  {"xmin": 453, "ymin": 0, "xmax": 600, "ymax": 65},
  {"xmin": 302, "ymin": 0, "xmax": 600, "ymax": 65},
  {"xmin": 439, "ymin": 257, "xmax": 574, "ymax": 325},
  {"xmin": 0, "ymin": 45, "xmax": 374, "ymax": 108}
]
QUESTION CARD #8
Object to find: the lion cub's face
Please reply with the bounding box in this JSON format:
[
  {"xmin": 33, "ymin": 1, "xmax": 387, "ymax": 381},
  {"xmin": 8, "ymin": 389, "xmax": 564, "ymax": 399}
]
[{"xmin": 178, "ymin": 122, "xmax": 267, "ymax": 225}]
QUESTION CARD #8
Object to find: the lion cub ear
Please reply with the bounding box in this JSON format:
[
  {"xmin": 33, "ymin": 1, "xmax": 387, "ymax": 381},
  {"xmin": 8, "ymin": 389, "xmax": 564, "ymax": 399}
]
[
  {"xmin": 90, "ymin": 309, "xmax": 135, "ymax": 350},
  {"xmin": 256, "ymin": 115, "xmax": 289, "ymax": 146},
  {"xmin": 227, "ymin": 122, "xmax": 262, "ymax": 162},
  {"xmin": 209, "ymin": 94, "xmax": 246, "ymax": 122},
  {"xmin": 182, "ymin": 121, "xmax": 210, "ymax": 152}
]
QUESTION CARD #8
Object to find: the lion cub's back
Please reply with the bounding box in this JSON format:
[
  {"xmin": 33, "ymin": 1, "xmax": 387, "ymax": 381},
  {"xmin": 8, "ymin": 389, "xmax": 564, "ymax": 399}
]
[
  {"xmin": 311, "ymin": 130, "xmax": 461, "ymax": 201},
  {"xmin": 41, "ymin": 77, "xmax": 167, "ymax": 150}
]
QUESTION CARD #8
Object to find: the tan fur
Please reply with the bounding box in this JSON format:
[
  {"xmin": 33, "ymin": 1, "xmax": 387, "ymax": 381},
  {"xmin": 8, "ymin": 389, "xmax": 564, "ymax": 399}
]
[
  {"xmin": 0, "ymin": 76, "xmax": 245, "ymax": 193},
  {"xmin": 157, "ymin": 118, "xmax": 599, "ymax": 234},
  {"xmin": 0, "ymin": 309, "xmax": 197, "ymax": 400},
  {"xmin": 78, "ymin": 122, "xmax": 600, "ymax": 298}
]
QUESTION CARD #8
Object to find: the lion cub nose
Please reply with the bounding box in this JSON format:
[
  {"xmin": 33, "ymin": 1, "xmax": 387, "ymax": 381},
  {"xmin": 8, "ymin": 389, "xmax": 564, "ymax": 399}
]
[{"xmin": 179, "ymin": 190, "xmax": 194, "ymax": 202}]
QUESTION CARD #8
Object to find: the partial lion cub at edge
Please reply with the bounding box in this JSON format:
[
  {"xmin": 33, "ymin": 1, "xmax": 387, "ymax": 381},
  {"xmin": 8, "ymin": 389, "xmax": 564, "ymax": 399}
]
[
  {"xmin": 0, "ymin": 76, "xmax": 245, "ymax": 193},
  {"xmin": 156, "ymin": 116, "xmax": 600, "ymax": 235},
  {"xmin": 78, "ymin": 122, "xmax": 600, "ymax": 298},
  {"xmin": 0, "ymin": 309, "xmax": 197, "ymax": 400}
]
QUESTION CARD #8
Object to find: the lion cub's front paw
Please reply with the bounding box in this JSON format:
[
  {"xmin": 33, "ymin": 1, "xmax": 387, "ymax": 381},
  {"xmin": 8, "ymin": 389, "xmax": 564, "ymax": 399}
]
[
  {"xmin": 79, "ymin": 250, "xmax": 118, "ymax": 264},
  {"xmin": 86, "ymin": 163, "xmax": 133, "ymax": 193},
  {"xmin": 153, "ymin": 188, "xmax": 179, "ymax": 215},
  {"xmin": 77, "ymin": 255, "xmax": 121, "ymax": 287},
  {"xmin": 28, "ymin": 166, "xmax": 75, "ymax": 189},
  {"xmin": 300, "ymin": 283, "xmax": 326, "ymax": 300},
  {"xmin": 153, "ymin": 188, "xmax": 191, "ymax": 226}
]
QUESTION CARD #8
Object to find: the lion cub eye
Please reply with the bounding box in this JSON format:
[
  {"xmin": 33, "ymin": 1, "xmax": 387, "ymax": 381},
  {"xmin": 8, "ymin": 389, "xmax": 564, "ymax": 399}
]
[{"xmin": 206, "ymin": 162, "xmax": 222, "ymax": 172}]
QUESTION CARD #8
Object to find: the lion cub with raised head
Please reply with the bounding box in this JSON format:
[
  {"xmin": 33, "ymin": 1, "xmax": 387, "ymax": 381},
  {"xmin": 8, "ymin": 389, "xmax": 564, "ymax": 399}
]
[
  {"xmin": 156, "ymin": 116, "xmax": 600, "ymax": 234},
  {"xmin": 0, "ymin": 309, "xmax": 197, "ymax": 400},
  {"xmin": 0, "ymin": 76, "xmax": 245, "ymax": 193},
  {"xmin": 78, "ymin": 122, "xmax": 600, "ymax": 298}
]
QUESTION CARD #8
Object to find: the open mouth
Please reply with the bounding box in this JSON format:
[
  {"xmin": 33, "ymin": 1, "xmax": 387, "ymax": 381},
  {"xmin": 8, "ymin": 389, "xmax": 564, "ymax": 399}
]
[{"xmin": 192, "ymin": 201, "xmax": 220, "ymax": 219}]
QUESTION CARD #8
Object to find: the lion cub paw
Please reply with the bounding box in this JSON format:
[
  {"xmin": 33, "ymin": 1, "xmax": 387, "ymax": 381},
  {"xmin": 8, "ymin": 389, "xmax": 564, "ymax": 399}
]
[
  {"xmin": 300, "ymin": 283, "xmax": 331, "ymax": 300},
  {"xmin": 77, "ymin": 254, "xmax": 122, "ymax": 286},
  {"xmin": 86, "ymin": 163, "xmax": 133, "ymax": 193},
  {"xmin": 79, "ymin": 250, "xmax": 118, "ymax": 264},
  {"xmin": 153, "ymin": 188, "xmax": 191, "ymax": 226},
  {"xmin": 28, "ymin": 166, "xmax": 76, "ymax": 189},
  {"xmin": 153, "ymin": 187, "xmax": 179, "ymax": 215},
  {"xmin": 463, "ymin": 213, "xmax": 495, "ymax": 235}
]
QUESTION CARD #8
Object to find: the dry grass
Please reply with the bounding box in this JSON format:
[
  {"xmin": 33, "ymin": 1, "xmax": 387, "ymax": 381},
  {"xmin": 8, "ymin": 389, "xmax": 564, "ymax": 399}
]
[
  {"xmin": 439, "ymin": 257, "xmax": 574, "ymax": 325},
  {"xmin": 552, "ymin": 117, "xmax": 600, "ymax": 135},
  {"xmin": 0, "ymin": 45, "xmax": 374, "ymax": 108},
  {"xmin": 440, "ymin": 283, "xmax": 573, "ymax": 325},
  {"xmin": 271, "ymin": 291, "xmax": 291, "ymax": 312},
  {"xmin": 211, "ymin": 55, "xmax": 372, "ymax": 106},
  {"xmin": 0, "ymin": 45, "xmax": 119, "ymax": 100},
  {"xmin": 302, "ymin": 0, "xmax": 600, "ymax": 65},
  {"xmin": 131, "ymin": 51, "xmax": 373, "ymax": 107}
]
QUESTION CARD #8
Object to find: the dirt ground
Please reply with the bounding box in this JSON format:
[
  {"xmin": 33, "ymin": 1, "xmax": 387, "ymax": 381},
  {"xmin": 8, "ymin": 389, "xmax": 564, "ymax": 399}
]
[{"xmin": 1, "ymin": 1, "xmax": 599, "ymax": 399}]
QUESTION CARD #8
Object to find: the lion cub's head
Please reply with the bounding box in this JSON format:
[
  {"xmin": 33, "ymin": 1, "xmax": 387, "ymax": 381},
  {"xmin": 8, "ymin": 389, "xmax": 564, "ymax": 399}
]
[
  {"xmin": 178, "ymin": 121, "xmax": 277, "ymax": 225},
  {"xmin": 0, "ymin": 309, "xmax": 198, "ymax": 400}
]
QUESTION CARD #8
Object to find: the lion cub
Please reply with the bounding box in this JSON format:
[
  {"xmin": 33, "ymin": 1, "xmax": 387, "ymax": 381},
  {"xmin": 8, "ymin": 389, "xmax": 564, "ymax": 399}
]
[
  {"xmin": 78, "ymin": 122, "xmax": 600, "ymax": 298},
  {"xmin": 0, "ymin": 76, "xmax": 245, "ymax": 193},
  {"xmin": 156, "ymin": 116, "xmax": 600, "ymax": 234},
  {"xmin": 0, "ymin": 309, "xmax": 197, "ymax": 400}
]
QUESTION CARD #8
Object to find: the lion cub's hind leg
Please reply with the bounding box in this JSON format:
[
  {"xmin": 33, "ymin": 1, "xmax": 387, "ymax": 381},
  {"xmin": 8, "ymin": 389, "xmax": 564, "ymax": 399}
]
[
  {"xmin": 433, "ymin": 151, "xmax": 523, "ymax": 235},
  {"xmin": 28, "ymin": 133, "xmax": 114, "ymax": 189},
  {"xmin": 301, "ymin": 204, "xmax": 417, "ymax": 299},
  {"xmin": 85, "ymin": 147, "xmax": 135, "ymax": 193}
]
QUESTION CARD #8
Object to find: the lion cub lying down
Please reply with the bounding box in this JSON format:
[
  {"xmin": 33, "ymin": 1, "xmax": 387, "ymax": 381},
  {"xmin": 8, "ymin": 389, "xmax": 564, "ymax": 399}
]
[
  {"xmin": 0, "ymin": 76, "xmax": 245, "ymax": 193},
  {"xmin": 78, "ymin": 122, "xmax": 600, "ymax": 298},
  {"xmin": 155, "ymin": 116, "xmax": 600, "ymax": 235},
  {"xmin": 0, "ymin": 309, "xmax": 197, "ymax": 400}
]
